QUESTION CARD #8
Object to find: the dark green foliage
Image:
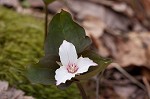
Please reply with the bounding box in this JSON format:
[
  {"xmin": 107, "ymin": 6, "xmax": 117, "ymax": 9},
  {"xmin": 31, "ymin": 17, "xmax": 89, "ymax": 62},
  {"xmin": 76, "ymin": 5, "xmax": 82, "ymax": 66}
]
[
  {"xmin": 0, "ymin": 6, "xmax": 80, "ymax": 99},
  {"xmin": 26, "ymin": 55, "xmax": 59, "ymax": 85},
  {"xmin": 26, "ymin": 10, "xmax": 111, "ymax": 89},
  {"xmin": 26, "ymin": 10, "xmax": 92, "ymax": 87},
  {"xmin": 45, "ymin": 10, "xmax": 91, "ymax": 56}
]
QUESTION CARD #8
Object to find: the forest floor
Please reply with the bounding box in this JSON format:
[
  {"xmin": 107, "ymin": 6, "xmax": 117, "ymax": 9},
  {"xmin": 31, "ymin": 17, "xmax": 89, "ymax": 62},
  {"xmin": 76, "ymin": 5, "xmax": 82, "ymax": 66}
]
[
  {"xmin": 0, "ymin": 6, "xmax": 80, "ymax": 99},
  {"xmin": 0, "ymin": 0, "xmax": 150, "ymax": 99}
]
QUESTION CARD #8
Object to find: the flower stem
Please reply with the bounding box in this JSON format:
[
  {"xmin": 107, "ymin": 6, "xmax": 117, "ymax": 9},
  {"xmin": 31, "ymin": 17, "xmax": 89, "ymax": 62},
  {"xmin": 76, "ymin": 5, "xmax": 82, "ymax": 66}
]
[
  {"xmin": 44, "ymin": 4, "xmax": 48, "ymax": 42},
  {"xmin": 76, "ymin": 82, "xmax": 88, "ymax": 99}
]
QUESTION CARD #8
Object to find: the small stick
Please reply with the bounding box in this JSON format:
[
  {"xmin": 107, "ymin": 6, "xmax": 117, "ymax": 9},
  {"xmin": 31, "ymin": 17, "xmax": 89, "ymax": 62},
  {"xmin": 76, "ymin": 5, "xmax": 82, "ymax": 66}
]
[
  {"xmin": 44, "ymin": 4, "xmax": 48, "ymax": 42},
  {"xmin": 112, "ymin": 63, "xmax": 146, "ymax": 91},
  {"xmin": 96, "ymin": 70, "xmax": 105, "ymax": 99},
  {"xmin": 143, "ymin": 77, "xmax": 150, "ymax": 98},
  {"xmin": 96, "ymin": 74, "xmax": 100, "ymax": 99}
]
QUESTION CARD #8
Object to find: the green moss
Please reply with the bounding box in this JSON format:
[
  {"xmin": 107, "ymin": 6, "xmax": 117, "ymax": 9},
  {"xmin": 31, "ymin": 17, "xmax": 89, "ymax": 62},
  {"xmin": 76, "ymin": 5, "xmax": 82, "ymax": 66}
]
[{"xmin": 0, "ymin": 6, "xmax": 80, "ymax": 99}]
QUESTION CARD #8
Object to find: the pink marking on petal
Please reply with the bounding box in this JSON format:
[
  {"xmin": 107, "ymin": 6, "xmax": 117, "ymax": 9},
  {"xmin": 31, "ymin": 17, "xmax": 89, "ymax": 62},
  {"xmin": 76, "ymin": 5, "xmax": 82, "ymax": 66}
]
[{"xmin": 66, "ymin": 62, "xmax": 79, "ymax": 74}]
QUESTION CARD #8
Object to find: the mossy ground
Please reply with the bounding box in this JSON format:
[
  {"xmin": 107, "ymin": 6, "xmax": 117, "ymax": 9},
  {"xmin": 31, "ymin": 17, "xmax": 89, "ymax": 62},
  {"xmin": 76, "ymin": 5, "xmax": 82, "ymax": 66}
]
[{"xmin": 0, "ymin": 6, "xmax": 80, "ymax": 99}]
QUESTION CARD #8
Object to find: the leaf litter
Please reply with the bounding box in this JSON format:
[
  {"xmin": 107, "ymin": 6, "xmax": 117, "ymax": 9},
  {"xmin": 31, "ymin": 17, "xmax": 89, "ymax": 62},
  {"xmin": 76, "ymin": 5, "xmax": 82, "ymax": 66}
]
[{"xmin": 1, "ymin": 0, "xmax": 150, "ymax": 98}]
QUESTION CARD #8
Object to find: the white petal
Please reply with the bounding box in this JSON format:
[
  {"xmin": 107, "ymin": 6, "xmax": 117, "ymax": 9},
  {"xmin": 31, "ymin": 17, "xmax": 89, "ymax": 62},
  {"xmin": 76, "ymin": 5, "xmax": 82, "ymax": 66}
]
[
  {"xmin": 59, "ymin": 40, "xmax": 78, "ymax": 66},
  {"xmin": 55, "ymin": 66, "xmax": 75, "ymax": 85},
  {"xmin": 76, "ymin": 57, "xmax": 97, "ymax": 74}
]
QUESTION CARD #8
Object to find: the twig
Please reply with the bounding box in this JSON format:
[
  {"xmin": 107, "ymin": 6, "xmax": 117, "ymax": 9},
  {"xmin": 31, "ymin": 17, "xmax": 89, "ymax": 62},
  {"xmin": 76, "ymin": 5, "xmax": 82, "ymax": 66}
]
[
  {"xmin": 76, "ymin": 82, "xmax": 88, "ymax": 99},
  {"xmin": 112, "ymin": 63, "xmax": 146, "ymax": 91},
  {"xmin": 96, "ymin": 70, "xmax": 105, "ymax": 99},
  {"xmin": 143, "ymin": 77, "xmax": 150, "ymax": 99},
  {"xmin": 44, "ymin": 4, "xmax": 48, "ymax": 42},
  {"xmin": 96, "ymin": 75, "xmax": 100, "ymax": 99}
]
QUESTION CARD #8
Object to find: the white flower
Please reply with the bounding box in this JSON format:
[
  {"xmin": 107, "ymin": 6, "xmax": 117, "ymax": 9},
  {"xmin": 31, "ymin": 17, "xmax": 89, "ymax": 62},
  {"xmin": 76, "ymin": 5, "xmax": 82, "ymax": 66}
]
[{"xmin": 55, "ymin": 40, "xmax": 98, "ymax": 85}]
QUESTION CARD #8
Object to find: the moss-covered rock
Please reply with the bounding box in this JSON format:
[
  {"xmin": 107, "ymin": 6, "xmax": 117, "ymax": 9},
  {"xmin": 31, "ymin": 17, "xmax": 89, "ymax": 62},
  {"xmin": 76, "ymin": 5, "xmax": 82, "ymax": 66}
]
[{"xmin": 0, "ymin": 6, "xmax": 80, "ymax": 99}]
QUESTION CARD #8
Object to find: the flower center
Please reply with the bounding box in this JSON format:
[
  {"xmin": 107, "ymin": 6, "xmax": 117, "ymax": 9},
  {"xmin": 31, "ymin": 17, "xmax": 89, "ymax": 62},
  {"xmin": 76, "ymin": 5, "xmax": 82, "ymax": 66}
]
[{"xmin": 67, "ymin": 63, "xmax": 78, "ymax": 73}]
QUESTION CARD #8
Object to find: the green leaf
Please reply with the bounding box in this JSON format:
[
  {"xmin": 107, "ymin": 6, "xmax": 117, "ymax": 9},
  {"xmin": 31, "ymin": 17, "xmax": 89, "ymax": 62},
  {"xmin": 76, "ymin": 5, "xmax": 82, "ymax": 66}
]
[
  {"xmin": 45, "ymin": 10, "xmax": 91, "ymax": 56},
  {"xmin": 39, "ymin": 55, "xmax": 59, "ymax": 69},
  {"xmin": 25, "ymin": 55, "xmax": 59, "ymax": 85},
  {"xmin": 25, "ymin": 63, "xmax": 56, "ymax": 85},
  {"xmin": 43, "ymin": 0, "xmax": 56, "ymax": 5},
  {"xmin": 75, "ymin": 50, "xmax": 112, "ymax": 80}
]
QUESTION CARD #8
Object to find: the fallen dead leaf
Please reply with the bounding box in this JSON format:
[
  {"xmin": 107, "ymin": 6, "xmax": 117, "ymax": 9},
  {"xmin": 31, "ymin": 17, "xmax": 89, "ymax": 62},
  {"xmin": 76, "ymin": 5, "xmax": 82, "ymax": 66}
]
[
  {"xmin": 67, "ymin": 0, "xmax": 131, "ymax": 32},
  {"xmin": 98, "ymin": 32, "xmax": 150, "ymax": 69},
  {"xmin": 0, "ymin": 0, "xmax": 19, "ymax": 9},
  {"xmin": 0, "ymin": 81, "xmax": 34, "ymax": 99}
]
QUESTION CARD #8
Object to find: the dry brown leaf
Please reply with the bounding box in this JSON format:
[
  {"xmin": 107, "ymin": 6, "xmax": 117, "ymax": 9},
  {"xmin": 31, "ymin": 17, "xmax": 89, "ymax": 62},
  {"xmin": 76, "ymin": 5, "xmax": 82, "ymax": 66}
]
[
  {"xmin": 0, "ymin": 0, "xmax": 19, "ymax": 8},
  {"xmin": 67, "ymin": 0, "xmax": 131, "ymax": 32},
  {"xmin": 48, "ymin": 1, "xmax": 66, "ymax": 13},
  {"xmin": 81, "ymin": 16, "xmax": 110, "ymax": 57},
  {"xmin": 114, "ymin": 85, "xmax": 137, "ymax": 99},
  {"xmin": 116, "ymin": 32, "xmax": 147, "ymax": 67},
  {"xmin": 83, "ymin": 16, "xmax": 105, "ymax": 38},
  {"xmin": 24, "ymin": 96, "xmax": 34, "ymax": 99},
  {"xmin": 0, "ymin": 81, "xmax": 8, "ymax": 92},
  {"xmin": 0, "ymin": 81, "xmax": 34, "ymax": 99},
  {"xmin": 99, "ymin": 32, "xmax": 150, "ymax": 69},
  {"xmin": 26, "ymin": 0, "xmax": 44, "ymax": 8},
  {"xmin": 87, "ymin": 0, "xmax": 134, "ymax": 17}
]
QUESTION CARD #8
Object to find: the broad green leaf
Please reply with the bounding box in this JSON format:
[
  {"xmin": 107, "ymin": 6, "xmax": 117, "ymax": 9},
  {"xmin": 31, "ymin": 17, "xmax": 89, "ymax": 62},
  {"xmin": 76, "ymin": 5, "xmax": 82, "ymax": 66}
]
[
  {"xmin": 43, "ymin": 0, "xmax": 56, "ymax": 5},
  {"xmin": 45, "ymin": 10, "xmax": 91, "ymax": 56},
  {"xmin": 25, "ymin": 55, "xmax": 59, "ymax": 85},
  {"xmin": 26, "ymin": 63, "xmax": 56, "ymax": 85},
  {"xmin": 75, "ymin": 50, "xmax": 112, "ymax": 80},
  {"xmin": 39, "ymin": 55, "xmax": 59, "ymax": 69}
]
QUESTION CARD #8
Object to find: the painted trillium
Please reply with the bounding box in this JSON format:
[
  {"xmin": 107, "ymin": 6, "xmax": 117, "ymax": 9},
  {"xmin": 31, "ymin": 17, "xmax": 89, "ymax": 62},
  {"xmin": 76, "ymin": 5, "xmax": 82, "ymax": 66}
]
[{"xmin": 55, "ymin": 40, "xmax": 98, "ymax": 85}]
